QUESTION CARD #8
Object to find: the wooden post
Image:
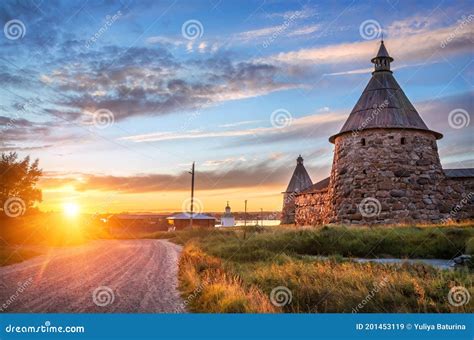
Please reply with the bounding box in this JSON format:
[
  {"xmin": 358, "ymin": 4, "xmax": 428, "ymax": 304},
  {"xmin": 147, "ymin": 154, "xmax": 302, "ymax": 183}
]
[
  {"xmin": 244, "ymin": 200, "xmax": 247, "ymax": 227},
  {"xmin": 189, "ymin": 162, "xmax": 195, "ymax": 229}
]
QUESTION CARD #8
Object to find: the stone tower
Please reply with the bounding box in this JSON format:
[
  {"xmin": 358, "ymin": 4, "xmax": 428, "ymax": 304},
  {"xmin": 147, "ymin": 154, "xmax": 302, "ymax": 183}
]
[
  {"xmin": 326, "ymin": 40, "xmax": 446, "ymax": 224},
  {"xmin": 281, "ymin": 155, "xmax": 312, "ymax": 224},
  {"xmin": 294, "ymin": 41, "xmax": 474, "ymax": 226}
]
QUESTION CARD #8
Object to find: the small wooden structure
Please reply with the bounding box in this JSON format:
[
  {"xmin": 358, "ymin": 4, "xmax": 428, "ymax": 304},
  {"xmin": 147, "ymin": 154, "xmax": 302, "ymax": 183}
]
[{"xmin": 166, "ymin": 213, "xmax": 216, "ymax": 230}]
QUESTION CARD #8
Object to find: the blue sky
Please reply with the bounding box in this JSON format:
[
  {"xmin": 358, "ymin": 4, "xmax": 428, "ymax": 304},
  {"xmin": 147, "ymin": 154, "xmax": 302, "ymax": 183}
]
[{"xmin": 1, "ymin": 0, "xmax": 472, "ymax": 213}]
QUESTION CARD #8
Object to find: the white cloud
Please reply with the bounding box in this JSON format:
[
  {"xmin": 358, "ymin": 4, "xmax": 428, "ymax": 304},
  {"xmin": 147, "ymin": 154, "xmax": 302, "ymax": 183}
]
[
  {"xmin": 218, "ymin": 120, "xmax": 262, "ymax": 128},
  {"xmin": 259, "ymin": 21, "xmax": 472, "ymax": 66},
  {"xmin": 266, "ymin": 6, "xmax": 318, "ymax": 20},
  {"xmin": 146, "ymin": 36, "xmax": 183, "ymax": 46},
  {"xmin": 120, "ymin": 112, "xmax": 346, "ymax": 143},
  {"xmin": 198, "ymin": 41, "xmax": 207, "ymax": 53},
  {"xmin": 287, "ymin": 24, "xmax": 321, "ymax": 36}
]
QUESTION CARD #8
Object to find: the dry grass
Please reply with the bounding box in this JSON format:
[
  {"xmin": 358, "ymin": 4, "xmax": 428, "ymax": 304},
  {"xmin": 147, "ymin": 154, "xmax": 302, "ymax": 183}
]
[
  {"xmin": 238, "ymin": 259, "xmax": 473, "ymax": 313},
  {"xmin": 176, "ymin": 224, "xmax": 474, "ymax": 313},
  {"xmin": 179, "ymin": 242, "xmax": 277, "ymax": 313}
]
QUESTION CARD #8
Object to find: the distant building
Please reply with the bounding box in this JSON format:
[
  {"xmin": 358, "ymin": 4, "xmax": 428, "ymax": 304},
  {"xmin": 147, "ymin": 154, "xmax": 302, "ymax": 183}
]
[
  {"xmin": 281, "ymin": 155, "xmax": 313, "ymax": 224},
  {"xmin": 166, "ymin": 213, "xmax": 216, "ymax": 229},
  {"xmin": 220, "ymin": 202, "xmax": 235, "ymax": 227},
  {"xmin": 107, "ymin": 214, "xmax": 169, "ymax": 235}
]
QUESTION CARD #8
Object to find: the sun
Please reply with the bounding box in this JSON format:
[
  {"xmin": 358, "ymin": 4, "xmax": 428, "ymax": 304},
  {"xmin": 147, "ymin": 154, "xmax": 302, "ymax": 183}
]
[{"xmin": 63, "ymin": 202, "xmax": 80, "ymax": 217}]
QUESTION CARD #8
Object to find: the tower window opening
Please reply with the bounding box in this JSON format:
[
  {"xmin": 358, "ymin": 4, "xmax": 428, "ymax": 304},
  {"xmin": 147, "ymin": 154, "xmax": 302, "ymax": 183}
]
[
  {"xmin": 361, "ymin": 138, "xmax": 366, "ymax": 146},
  {"xmin": 401, "ymin": 137, "xmax": 406, "ymax": 145}
]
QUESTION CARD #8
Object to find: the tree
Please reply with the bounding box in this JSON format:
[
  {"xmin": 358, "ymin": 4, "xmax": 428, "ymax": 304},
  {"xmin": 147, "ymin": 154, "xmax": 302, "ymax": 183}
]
[{"xmin": 0, "ymin": 152, "xmax": 42, "ymax": 217}]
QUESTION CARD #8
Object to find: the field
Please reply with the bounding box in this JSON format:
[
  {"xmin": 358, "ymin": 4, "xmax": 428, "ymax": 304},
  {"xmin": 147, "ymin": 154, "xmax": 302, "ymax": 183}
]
[{"xmin": 157, "ymin": 224, "xmax": 474, "ymax": 313}]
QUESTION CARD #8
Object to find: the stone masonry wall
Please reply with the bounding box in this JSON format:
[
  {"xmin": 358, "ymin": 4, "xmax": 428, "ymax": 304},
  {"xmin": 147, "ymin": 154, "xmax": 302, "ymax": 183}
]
[
  {"xmin": 438, "ymin": 177, "xmax": 474, "ymax": 221},
  {"xmin": 295, "ymin": 129, "xmax": 473, "ymax": 226},
  {"xmin": 294, "ymin": 189, "xmax": 330, "ymax": 225},
  {"xmin": 281, "ymin": 192, "xmax": 296, "ymax": 224}
]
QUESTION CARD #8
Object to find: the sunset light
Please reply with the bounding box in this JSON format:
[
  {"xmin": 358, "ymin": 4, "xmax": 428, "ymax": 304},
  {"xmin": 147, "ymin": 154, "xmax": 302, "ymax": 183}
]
[
  {"xmin": 63, "ymin": 202, "xmax": 80, "ymax": 218},
  {"xmin": 0, "ymin": 0, "xmax": 472, "ymax": 337}
]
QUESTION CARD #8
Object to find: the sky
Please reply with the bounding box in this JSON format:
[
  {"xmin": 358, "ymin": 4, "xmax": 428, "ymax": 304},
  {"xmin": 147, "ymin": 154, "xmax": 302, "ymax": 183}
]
[{"xmin": 1, "ymin": 0, "xmax": 473, "ymax": 214}]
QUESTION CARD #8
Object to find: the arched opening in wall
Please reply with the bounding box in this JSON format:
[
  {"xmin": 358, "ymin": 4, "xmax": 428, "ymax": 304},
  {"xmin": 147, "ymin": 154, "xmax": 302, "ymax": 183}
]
[
  {"xmin": 361, "ymin": 138, "xmax": 366, "ymax": 146},
  {"xmin": 401, "ymin": 137, "xmax": 406, "ymax": 145}
]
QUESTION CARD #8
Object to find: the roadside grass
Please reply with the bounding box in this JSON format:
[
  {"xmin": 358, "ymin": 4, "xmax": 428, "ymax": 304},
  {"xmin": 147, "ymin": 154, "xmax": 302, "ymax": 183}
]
[
  {"xmin": 174, "ymin": 224, "xmax": 474, "ymax": 313},
  {"xmin": 179, "ymin": 242, "xmax": 277, "ymax": 313},
  {"xmin": 0, "ymin": 246, "xmax": 40, "ymax": 266}
]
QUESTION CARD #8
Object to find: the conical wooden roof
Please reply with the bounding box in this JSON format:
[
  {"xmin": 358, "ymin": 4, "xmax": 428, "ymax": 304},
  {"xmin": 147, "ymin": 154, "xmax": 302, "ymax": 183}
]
[
  {"xmin": 329, "ymin": 41, "xmax": 442, "ymax": 143},
  {"xmin": 284, "ymin": 155, "xmax": 313, "ymax": 193}
]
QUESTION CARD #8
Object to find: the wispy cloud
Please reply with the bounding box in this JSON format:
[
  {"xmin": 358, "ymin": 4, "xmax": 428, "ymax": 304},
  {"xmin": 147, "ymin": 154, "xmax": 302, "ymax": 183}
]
[
  {"xmin": 39, "ymin": 159, "xmax": 294, "ymax": 193},
  {"xmin": 218, "ymin": 120, "xmax": 262, "ymax": 128},
  {"xmin": 262, "ymin": 19, "xmax": 472, "ymax": 66},
  {"xmin": 120, "ymin": 112, "xmax": 346, "ymax": 143}
]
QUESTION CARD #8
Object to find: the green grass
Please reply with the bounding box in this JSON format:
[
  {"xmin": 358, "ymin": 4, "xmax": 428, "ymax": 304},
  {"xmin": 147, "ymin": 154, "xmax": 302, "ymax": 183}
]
[
  {"xmin": 166, "ymin": 224, "xmax": 474, "ymax": 260},
  {"xmin": 174, "ymin": 224, "xmax": 474, "ymax": 313}
]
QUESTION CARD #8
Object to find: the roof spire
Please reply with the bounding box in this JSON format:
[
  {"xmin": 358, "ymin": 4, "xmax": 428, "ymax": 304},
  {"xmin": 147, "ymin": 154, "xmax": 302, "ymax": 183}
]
[
  {"xmin": 371, "ymin": 40, "xmax": 393, "ymax": 73},
  {"xmin": 284, "ymin": 155, "xmax": 312, "ymax": 193},
  {"xmin": 297, "ymin": 155, "xmax": 303, "ymax": 164}
]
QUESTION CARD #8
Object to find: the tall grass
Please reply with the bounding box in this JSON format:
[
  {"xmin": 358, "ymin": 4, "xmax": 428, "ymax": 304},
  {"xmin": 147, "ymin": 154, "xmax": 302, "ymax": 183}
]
[
  {"xmin": 179, "ymin": 242, "xmax": 276, "ymax": 313},
  {"xmin": 200, "ymin": 226, "xmax": 474, "ymax": 260},
  {"xmin": 176, "ymin": 224, "xmax": 474, "ymax": 313}
]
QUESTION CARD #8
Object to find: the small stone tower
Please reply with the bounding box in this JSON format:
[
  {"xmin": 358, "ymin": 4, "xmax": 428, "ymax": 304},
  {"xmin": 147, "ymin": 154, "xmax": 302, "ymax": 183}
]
[
  {"xmin": 326, "ymin": 40, "xmax": 445, "ymax": 224},
  {"xmin": 281, "ymin": 155, "xmax": 312, "ymax": 224}
]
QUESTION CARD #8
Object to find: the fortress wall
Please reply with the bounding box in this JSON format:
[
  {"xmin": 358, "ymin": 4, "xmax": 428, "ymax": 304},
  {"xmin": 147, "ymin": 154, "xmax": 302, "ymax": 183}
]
[
  {"xmin": 294, "ymin": 189, "xmax": 330, "ymax": 226},
  {"xmin": 438, "ymin": 177, "xmax": 474, "ymax": 221},
  {"xmin": 293, "ymin": 128, "xmax": 473, "ymax": 226},
  {"xmin": 281, "ymin": 192, "xmax": 297, "ymax": 224}
]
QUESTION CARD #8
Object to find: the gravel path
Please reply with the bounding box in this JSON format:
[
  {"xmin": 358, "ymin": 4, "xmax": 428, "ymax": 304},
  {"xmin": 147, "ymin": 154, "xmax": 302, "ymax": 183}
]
[{"xmin": 0, "ymin": 239, "xmax": 186, "ymax": 313}]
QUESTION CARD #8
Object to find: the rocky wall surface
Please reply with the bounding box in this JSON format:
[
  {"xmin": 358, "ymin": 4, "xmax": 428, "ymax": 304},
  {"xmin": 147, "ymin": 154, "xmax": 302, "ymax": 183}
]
[{"xmin": 294, "ymin": 129, "xmax": 473, "ymax": 226}]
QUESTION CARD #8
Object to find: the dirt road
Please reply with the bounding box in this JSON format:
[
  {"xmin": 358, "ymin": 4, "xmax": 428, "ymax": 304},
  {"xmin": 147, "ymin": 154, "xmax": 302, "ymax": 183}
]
[{"xmin": 0, "ymin": 239, "xmax": 186, "ymax": 313}]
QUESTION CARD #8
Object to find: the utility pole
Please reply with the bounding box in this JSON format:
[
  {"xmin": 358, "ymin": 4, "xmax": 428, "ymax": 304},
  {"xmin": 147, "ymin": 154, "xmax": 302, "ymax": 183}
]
[
  {"xmin": 244, "ymin": 200, "xmax": 247, "ymax": 227},
  {"xmin": 260, "ymin": 208, "xmax": 263, "ymax": 227},
  {"xmin": 188, "ymin": 162, "xmax": 195, "ymax": 229}
]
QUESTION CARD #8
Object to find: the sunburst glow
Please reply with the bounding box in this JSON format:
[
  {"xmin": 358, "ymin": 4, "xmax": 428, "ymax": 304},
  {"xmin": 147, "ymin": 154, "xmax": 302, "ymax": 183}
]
[{"xmin": 63, "ymin": 202, "xmax": 80, "ymax": 217}]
